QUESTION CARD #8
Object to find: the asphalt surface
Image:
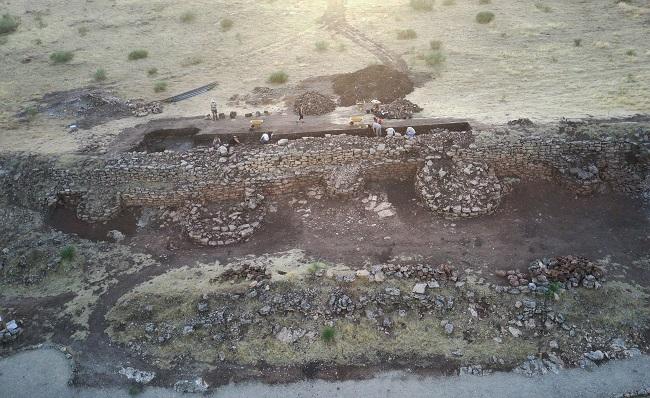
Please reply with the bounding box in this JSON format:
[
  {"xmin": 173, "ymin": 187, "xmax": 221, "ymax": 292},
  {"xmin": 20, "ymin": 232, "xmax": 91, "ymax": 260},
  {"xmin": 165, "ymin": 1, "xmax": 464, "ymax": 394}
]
[{"xmin": 1, "ymin": 348, "xmax": 649, "ymax": 398}]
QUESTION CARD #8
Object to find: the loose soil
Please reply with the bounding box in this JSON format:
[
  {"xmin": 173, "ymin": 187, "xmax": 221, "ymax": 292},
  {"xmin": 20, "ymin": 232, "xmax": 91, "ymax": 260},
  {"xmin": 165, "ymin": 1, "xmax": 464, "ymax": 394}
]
[{"xmin": 332, "ymin": 65, "xmax": 415, "ymax": 107}]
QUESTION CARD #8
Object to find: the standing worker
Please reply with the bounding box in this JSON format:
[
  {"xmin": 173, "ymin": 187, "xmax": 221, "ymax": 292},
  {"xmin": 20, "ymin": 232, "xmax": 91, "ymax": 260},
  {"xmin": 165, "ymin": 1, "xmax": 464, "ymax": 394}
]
[
  {"xmin": 297, "ymin": 105, "xmax": 304, "ymax": 123},
  {"xmin": 372, "ymin": 120, "xmax": 383, "ymax": 137},
  {"xmin": 260, "ymin": 132, "xmax": 273, "ymax": 144},
  {"xmin": 210, "ymin": 98, "xmax": 218, "ymax": 121}
]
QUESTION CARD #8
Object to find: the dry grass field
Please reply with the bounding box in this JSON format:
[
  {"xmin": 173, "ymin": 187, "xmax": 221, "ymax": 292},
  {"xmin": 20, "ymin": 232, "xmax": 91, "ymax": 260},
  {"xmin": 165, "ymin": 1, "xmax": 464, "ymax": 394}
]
[{"xmin": 1, "ymin": 0, "xmax": 649, "ymax": 153}]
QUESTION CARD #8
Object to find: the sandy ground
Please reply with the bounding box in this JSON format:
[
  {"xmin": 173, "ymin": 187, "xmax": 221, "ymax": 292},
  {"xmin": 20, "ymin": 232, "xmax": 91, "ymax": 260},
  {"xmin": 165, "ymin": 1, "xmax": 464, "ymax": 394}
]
[
  {"xmin": 0, "ymin": 348, "xmax": 649, "ymax": 398},
  {"xmin": 1, "ymin": 0, "xmax": 649, "ymax": 154}
]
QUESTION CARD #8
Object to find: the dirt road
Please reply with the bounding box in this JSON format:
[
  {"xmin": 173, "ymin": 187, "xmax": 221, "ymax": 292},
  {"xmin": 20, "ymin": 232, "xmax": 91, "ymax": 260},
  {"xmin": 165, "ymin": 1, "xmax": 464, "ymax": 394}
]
[{"xmin": 1, "ymin": 348, "xmax": 649, "ymax": 398}]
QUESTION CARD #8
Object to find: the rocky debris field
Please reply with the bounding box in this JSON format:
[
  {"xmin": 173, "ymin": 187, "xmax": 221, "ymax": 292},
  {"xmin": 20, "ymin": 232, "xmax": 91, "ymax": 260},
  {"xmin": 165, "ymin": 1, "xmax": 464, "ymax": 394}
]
[
  {"xmin": 158, "ymin": 188, "xmax": 266, "ymax": 247},
  {"xmin": 0, "ymin": 315, "xmax": 23, "ymax": 344},
  {"xmin": 105, "ymin": 250, "xmax": 650, "ymax": 385},
  {"xmin": 376, "ymin": 99, "xmax": 423, "ymax": 119},
  {"xmin": 416, "ymin": 158, "xmax": 502, "ymax": 219},
  {"xmin": 497, "ymin": 256, "xmax": 605, "ymax": 291},
  {"xmin": 292, "ymin": 91, "xmax": 337, "ymax": 116},
  {"xmin": 332, "ymin": 65, "xmax": 414, "ymax": 107}
]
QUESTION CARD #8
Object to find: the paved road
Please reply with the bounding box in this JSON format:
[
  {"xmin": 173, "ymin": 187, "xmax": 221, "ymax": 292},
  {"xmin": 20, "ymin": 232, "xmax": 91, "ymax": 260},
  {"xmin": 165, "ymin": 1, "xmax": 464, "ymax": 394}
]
[{"xmin": 1, "ymin": 349, "xmax": 649, "ymax": 398}]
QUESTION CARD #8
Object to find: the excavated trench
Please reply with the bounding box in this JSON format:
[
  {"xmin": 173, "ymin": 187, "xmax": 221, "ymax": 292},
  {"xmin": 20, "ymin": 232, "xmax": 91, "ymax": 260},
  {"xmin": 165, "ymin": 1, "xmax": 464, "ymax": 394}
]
[{"xmin": 46, "ymin": 205, "xmax": 141, "ymax": 241}]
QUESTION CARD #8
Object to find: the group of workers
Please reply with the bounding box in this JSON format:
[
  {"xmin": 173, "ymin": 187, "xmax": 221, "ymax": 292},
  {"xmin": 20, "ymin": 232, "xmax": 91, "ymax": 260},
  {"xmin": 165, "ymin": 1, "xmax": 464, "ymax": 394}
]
[
  {"xmin": 208, "ymin": 99, "xmax": 417, "ymax": 150},
  {"xmin": 372, "ymin": 117, "xmax": 417, "ymax": 139}
]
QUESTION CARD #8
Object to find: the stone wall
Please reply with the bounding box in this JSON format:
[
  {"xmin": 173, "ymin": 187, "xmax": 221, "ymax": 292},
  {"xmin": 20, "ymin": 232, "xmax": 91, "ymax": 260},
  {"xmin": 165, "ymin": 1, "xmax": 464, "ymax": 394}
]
[{"xmin": 0, "ymin": 133, "xmax": 647, "ymax": 223}]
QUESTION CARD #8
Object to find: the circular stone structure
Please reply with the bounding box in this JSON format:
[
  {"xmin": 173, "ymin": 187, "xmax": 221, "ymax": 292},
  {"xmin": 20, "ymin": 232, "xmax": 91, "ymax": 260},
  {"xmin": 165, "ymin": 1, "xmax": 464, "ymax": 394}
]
[{"xmin": 416, "ymin": 158, "xmax": 503, "ymax": 219}]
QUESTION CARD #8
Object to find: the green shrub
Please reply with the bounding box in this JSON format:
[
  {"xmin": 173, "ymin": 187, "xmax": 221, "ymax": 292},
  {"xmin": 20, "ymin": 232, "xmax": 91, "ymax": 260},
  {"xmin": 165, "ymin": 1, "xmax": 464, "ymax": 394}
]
[
  {"xmin": 180, "ymin": 11, "xmax": 196, "ymax": 23},
  {"xmin": 442, "ymin": 0, "xmax": 455, "ymax": 5},
  {"xmin": 181, "ymin": 56, "xmax": 203, "ymax": 66},
  {"xmin": 24, "ymin": 106, "xmax": 38, "ymax": 121},
  {"xmin": 93, "ymin": 68, "xmax": 107, "ymax": 82},
  {"xmin": 574, "ymin": 38, "xmax": 582, "ymax": 47},
  {"xmin": 0, "ymin": 14, "xmax": 20, "ymax": 34},
  {"xmin": 425, "ymin": 50, "xmax": 446, "ymax": 66},
  {"xmin": 321, "ymin": 326, "xmax": 335, "ymax": 343},
  {"xmin": 397, "ymin": 29, "xmax": 417, "ymax": 40},
  {"xmin": 220, "ymin": 18, "xmax": 234, "ymax": 31},
  {"xmin": 625, "ymin": 49, "xmax": 636, "ymax": 56},
  {"xmin": 60, "ymin": 245, "xmax": 76, "ymax": 261},
  {"xmin": 476, "ymin": 11, "xmax": 495, "ymax": 24},
  {"xmin": 78, "ymin": 26, "xmax": 89, "ymax": 36},
  {"xmin": 429, "ymin": 40, "xmax": 442, "ymax": 50},
  {"xmin": 128, "ymin": 49, "xmax": 148, "ymax": 61},
  {"xmin": 315, "ymin": 40, "xmax": 329, "ymax": 52},
  {"xmin": 50, "ymin": 51, "xmax": 74, "ymax": 64},
  {"xmin": 535, "ymin": 3, "xmax": 552, "ymax": 12},
  {"xmin": 410, "ymin": 0, "xmax": 434, "ymax": 11},
  {"xmin": 147, "ymin": 67, "xmax": 158, "ymax": 76},
  {"xmin": 268, "ymin": 70, "xmax": 288, "ymax": 84},
  {"xmin": 154, "ymin": 81, "xmax": 167, "ymax": 92},
  {"xmin": 479, "ymin": 0, "xmax": 491, "ymax": 4}
]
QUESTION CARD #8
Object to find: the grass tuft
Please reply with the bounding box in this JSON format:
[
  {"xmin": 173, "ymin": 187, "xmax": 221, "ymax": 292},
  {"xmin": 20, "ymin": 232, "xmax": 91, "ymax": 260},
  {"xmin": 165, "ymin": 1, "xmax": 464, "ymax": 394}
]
[
  {"xmin": 0, "ymin": 14, "xmax": 19, "ymax": 34},
  {"xmin": 93, "ymin": 68, "xmax": 107, "ymax": 82},
  {"xmin": 60, "ymin": 245, "xmax": 76, "ymax": 261},
  {"xmin": 425, "ymin": 50, "xmax": 446, "ymax": 67},
  {"xmin": 442, "ymin": 0, "xmax": 455, "ymax": 5},
  {"xmin": 321, "ymin": 326, "xmax": 335, "ymax": 343},
  {"xmin": 154, "ymin": 81, "xmax": 167, "ymax": 93},
  {"xmin": 147, "ymin": 67, "xmax": 158, "ymax": 76},
  {"xmin": 220, "ymin": 18, "xmax": 234, "ymax": 31},
  {"xmin": 397, "ymin": 29, "xmax": 417, "ymax": 40},
  {"xmin": 476, "ymin": 11, "xmax": 495, "ymax": 24},
  {"xmin": 429, "ymin": 40, "xmax": 442, "ymax": 50},
  {"xmin": 128, "ymin": 49, "xmax": 148, "ymax": 61},
  {"xmin": 78, "ymin": 26, "xmax": 89, "ymax": 36},
  {"xmin": 315, "ymin": 40, "xmax": 329, "ymax": 52},
  {"xmin": 625, "ymin": 49, "xmax": 636, "ymax": 56},
  {"xmin": 180, "ymin": 11, "xmax": 196, "ymax": 23},
  {"xmin": 410, "ymin": 0, "xmax": 434, "ymax": 11},
  {"xmin": 479, "ymin": 0, "xmax": 491, "ymax": 4},
  {"xmin": 50, "ymin": 51, "xmax": 74, "ymax": 64},
  {"xmin": 268, "ymin": 70, "xmax": 288, "ymax": 84},
  {"xmin": 574, "ymin": 38, "xmax": 582, "ymax": 47},
  {"xmin": 535, "ymin": 3, "xmax": 552, "ymax": 12}
]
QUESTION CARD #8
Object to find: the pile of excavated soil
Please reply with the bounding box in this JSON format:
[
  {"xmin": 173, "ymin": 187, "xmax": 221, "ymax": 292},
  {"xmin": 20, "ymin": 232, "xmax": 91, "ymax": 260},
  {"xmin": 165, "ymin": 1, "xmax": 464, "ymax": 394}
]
[
  {"xmin": 332, "ymin": 65, "xmax": 414, "ymax": 107},
  {"xmin": 376, "ymin": 98, "xmax": 423, "ymax": 119},
  {"xmin": 293, "ymin": 91, "xmax": 337, "ymax": 115}
]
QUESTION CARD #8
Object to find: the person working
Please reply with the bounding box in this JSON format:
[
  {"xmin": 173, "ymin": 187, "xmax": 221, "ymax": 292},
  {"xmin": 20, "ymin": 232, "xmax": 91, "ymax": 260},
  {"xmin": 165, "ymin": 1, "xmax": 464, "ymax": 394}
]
[
  {"xmin": 260, "ymin": 132, "xmax": 273, "ymax": 144},
  {"xmin": 372, "ymin": 121, "xmax": 383, "ymax": 137},
  {"xmin": 406, "ymin": 126, "xmax": 416, "ymax": 139},
  {"xmin": 210, "ymin": 99, "xmax": 218, "ymax": 121},
  {"xmin": 385, "ymin": 127, "xmax": 395, "ymax": 137}
]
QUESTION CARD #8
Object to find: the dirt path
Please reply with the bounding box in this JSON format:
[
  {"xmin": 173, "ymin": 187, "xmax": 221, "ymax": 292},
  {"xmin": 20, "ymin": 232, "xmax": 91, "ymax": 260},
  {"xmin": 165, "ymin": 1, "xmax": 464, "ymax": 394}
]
[
  {"xmin": 1, "ymin": 348, "xmax": 649, "ymax": 398},
  {"xmin": 321, "ymin": 0, "xmax": 408, "ymax": 72}
]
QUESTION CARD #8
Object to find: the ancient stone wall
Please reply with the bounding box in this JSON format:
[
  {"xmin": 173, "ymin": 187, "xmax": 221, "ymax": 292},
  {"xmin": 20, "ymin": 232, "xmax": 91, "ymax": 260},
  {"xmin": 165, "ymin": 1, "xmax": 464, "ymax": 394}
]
[{"xmin": 0, "ymin": 133, "xmax": 647, "ymax": 223}]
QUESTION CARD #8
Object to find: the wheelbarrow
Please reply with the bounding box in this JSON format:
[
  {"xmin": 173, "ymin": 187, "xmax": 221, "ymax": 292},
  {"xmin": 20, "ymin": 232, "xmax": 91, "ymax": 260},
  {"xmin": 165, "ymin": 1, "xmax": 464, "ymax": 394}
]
[
  {"xmin": 249, "ymin": 119, "xmax": 264, "ymax": 130},
  {"xmin": 349, "ymin": 115, "xmax": 365, "ymax": 126}
]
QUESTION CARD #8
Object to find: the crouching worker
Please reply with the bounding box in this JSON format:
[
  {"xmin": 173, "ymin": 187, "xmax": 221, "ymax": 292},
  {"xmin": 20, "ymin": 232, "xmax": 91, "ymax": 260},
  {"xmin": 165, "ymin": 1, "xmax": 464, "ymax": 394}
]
[
  {"xmin": 406, "ymin": 126, "xmax": 416, "ymax": 139},
  {"xmin": 260, "ymin": 132, "xmax": 273, "ymax": 144},
  {"xmin": 385, "ymin": 127, "xmax": 395, "ymax": 137}
]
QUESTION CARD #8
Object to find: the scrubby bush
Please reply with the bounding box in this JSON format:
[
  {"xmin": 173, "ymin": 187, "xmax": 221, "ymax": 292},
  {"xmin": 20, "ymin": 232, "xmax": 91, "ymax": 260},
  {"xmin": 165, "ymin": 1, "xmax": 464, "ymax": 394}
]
[
  {"xmin": 147, "ymin": 67, "xmax": 158, "ymax": 76},
  {"xmin": 154, "ymin": 81, "xmax": 167, "ymax": 92},
  {"xmin": 93, "ymin": 68, "xmax": 107, "ymax": 82},
  {"xmin": 315, "ymin": 40, "xmax": 329, "ymax": 52},
  {"xmin": 268, "ymin": 70, "xmax": 288, "ymax": 84},
  {"xmin": 625, "ymin": 49, "xmax": 637, "ymax": 56},
  {"xmin": 180, "ymin": 11, "xmax": 196, "ymax": 23},
  {"xmin": 479, "ymin": 0, "xmax": 491, "ymax": 4},
  {"xmin": 410, "ymin": 0, "xmax": 434, "ymax": 11},
  {"xmin": 443, "ymin": 0, "xmax": 455, "ymax": 5},
  {"xmin": 429, "ymin": 40, "xmax": 442, "ymax": 50},
  {"xmin": 0, "ymin": 14, "xmax": 20, "ymax": 34},
  {"xmin": 397, "ymin": 29, "xmax": 417, "ymax": 40},
  {"xmin": 535, "ymin": 3, "xmax": 552, "ymax": 12},
  {"xmin": 181, "ymin": 56, "xmax": 203, "ymax": 66},
  {"xmin": 78, "ymin": 26, "xmax": 89, "ymax": 36},
  {"xmin": 24, "ymin": 106, "xmax": 38, "ymax": 121},
  {"xmin": 128, "ymin": 49, "xmax": 148, "ymax": 60},
  {"xmin": 220, "ymin": 18, "xmax": 233, "ymax": 31},
  {"xmin": 50, "ymin": 51, "xmax": 74, "ymax": 64},
  {"xmin": 425, "ymin": 50, "xmax": 446, "ymax": 66},
  {"xmin": 476, "ymin": 11, "xmax": 495, "ymax": 24},
  {"xmin": 321, "ymin": 326, "xmax": 335, "ymax": 343},
  {"xmin": 574, "ymin": 38, "xmax": 582, "ymax": 47},
  {"xmin": 60, "ymin": 245, "xmax": 76, "ymax": 261}
]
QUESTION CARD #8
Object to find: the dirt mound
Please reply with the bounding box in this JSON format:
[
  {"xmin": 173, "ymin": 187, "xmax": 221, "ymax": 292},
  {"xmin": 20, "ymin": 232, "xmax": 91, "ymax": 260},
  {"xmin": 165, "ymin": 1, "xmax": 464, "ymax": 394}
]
[
  {"xmin": 376, "ymin": 99, "xmax": 423, "ymax": 119},
  {"xmin": 332, "ymin": 65, "xmax": 414, "ymax": 107},
  {"xmin": 293, "ymin": 91, "xmax": 337, "ymax": 115}
]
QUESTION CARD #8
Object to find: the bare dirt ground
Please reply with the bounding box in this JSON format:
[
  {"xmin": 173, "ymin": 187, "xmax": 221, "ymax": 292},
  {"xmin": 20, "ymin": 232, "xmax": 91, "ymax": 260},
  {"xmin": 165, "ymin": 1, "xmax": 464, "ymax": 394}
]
[{"xmin": 1, "ymin": 0, "xmax": 649, "ymax": 154}]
